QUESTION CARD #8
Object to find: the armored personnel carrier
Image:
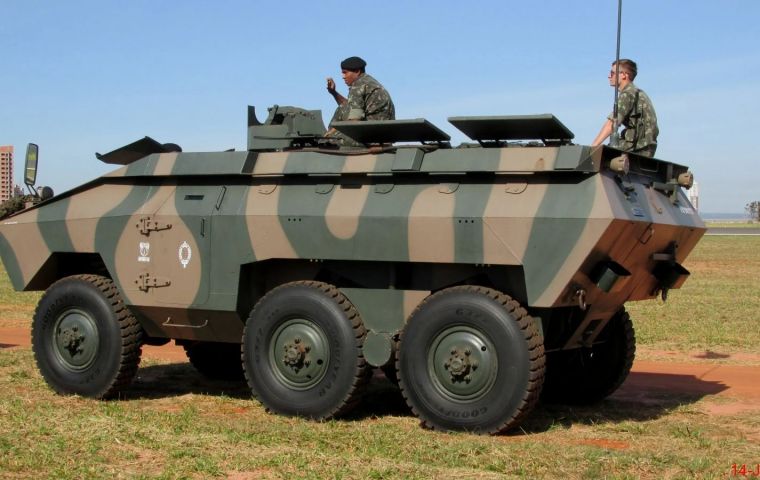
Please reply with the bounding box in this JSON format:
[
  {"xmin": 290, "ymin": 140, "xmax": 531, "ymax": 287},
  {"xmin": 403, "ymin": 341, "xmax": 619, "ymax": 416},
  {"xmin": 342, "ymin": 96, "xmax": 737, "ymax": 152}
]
[{"xmin": 0, "ymin": 106, "xmax": 704, "ymax": 434}]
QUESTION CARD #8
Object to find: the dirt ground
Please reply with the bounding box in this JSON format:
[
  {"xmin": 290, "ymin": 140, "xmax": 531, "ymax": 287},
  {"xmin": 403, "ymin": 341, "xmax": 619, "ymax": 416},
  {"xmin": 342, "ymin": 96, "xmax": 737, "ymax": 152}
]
[{"xmin": 2, "ymin": 326, "xmax": 759, "ymax": 417}]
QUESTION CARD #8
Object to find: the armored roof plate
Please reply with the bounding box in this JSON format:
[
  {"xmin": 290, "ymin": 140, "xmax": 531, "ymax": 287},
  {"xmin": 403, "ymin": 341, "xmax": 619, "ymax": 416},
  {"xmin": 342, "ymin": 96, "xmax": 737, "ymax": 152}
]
[
  {"xmin": 448, "ymin": 114, "xmax": 574, "ymax": 143},
  {"xmin": 331, "ymin": 119, "xmax": 451, "ymax": 144}
]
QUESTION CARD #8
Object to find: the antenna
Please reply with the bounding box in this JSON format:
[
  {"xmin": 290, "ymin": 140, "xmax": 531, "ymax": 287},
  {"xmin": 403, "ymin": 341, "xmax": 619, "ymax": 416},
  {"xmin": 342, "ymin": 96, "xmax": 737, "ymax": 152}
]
[{"xmin": 611, "ymin": 0, "xmax": 623, "ymax": 146}]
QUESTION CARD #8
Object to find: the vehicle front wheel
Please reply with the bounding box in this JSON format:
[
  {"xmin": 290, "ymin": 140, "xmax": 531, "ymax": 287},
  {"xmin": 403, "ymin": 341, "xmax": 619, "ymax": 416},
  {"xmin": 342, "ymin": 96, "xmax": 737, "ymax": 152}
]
[
  {"xmin": 541, "ymin": 309, "xmax": 635, "ymax": 405},
  {"xmin": 32, "ymin": 274, "xmax": 143, "ymax": 399}
]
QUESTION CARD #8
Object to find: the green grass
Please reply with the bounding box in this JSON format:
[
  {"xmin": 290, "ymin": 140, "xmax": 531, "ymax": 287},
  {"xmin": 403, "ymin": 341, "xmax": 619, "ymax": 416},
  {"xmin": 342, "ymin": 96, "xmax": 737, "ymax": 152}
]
[
  {"xmin": 628, "ymin": 236, "xmax": 760, "ymax": 355},
  {"xmin": 705, "ymin": 221, "xmax": 760, "ymax": 228},
  {"xmin": 0, "ymin": 347, "xmax": 757, "ymax": 479},
  {"xmin": 1, "ymin": 236, "xmax": 759, "ymax": 478}
]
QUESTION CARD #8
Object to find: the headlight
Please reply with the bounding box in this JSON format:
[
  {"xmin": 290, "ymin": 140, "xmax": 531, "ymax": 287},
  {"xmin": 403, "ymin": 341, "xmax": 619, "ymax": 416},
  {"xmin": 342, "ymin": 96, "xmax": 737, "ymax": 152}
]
[
  {"xmin": 677, "ymin": 171, "xmax": 694, "ymax": 189},
  {"xmin": 609, "ymin": 154, "xmax": 630, "ymax": 175}
]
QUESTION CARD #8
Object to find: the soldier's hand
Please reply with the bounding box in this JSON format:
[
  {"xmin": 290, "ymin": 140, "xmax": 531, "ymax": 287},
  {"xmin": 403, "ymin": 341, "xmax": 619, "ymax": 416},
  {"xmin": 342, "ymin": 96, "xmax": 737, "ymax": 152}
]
[{"xmin": 326, "ymin": 77, "xmax": 336, "ymax": 94}]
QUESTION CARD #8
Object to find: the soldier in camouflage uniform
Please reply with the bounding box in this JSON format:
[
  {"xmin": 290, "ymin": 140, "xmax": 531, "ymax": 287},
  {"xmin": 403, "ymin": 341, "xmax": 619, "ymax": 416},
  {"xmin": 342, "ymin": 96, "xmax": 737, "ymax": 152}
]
[
  {"xmin": 325, "ymin": 56, "xmax": 395, "ymax": 146},
  {"xmin": 592, "ymin": 59, "xmax": 659, "ymax": 157}
]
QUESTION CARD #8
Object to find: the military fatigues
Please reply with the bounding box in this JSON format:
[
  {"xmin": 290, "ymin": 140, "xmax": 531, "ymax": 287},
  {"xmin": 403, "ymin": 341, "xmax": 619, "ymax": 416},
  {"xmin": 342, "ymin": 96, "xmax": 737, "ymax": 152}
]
[
  {"xmin": 609, "ymin": 83, "xmax": 659, "ymax": 157},
  {"xmin": 328, "ymin": 74, "xmax": 395, "ymax": 146}
]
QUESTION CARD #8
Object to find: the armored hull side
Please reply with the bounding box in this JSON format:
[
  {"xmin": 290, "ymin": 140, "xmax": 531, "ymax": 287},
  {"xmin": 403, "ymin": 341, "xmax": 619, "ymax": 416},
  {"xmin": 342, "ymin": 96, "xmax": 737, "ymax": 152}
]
[{"xmin": 0, "ymin": 145, "xmax": 705, "ymax": 326}]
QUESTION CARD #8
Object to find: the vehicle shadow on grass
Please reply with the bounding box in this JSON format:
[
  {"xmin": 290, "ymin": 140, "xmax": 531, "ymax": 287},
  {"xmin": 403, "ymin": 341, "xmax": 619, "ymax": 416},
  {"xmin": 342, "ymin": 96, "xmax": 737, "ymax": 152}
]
[
  {"xmin": 121, "ymin": 363, "xmax": 411, "ymax": 417},
  {"xmin": 123, "ymin": 362, "xmax": 251, "ymax": 400},
  {"xmin": 121, "ymin": 364, "xmax": 728, "ymax": 433},
  {"xmin": 519, "ymin": 370, "xmax": 730, "ymax": 434}
]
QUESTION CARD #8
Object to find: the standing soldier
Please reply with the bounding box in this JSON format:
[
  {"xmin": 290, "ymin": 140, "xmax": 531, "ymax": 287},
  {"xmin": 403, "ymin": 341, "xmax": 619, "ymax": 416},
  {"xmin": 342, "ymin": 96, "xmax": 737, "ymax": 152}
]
[
  {"xmin": 325, "ymin": 56, "xmax": 395, "ymax": 144},
  {"xmin": 592, "ymin": 59, "xmax": 659, "ymax": 157}
]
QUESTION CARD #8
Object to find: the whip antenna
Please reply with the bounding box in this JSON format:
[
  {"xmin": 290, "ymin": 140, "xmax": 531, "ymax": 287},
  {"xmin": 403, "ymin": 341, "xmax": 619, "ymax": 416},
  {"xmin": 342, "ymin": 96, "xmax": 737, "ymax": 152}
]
[{"xmin": 611, "ymin": 0, "xmax": 623, "ymax": 145}]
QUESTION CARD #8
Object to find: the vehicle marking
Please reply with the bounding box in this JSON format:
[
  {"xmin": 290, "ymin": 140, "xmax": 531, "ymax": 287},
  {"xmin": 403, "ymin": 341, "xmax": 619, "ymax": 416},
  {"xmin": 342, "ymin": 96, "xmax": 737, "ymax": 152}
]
[
  {"xmin": 138, "ymin": 242, "xmax": 151, "ymax": 262},
  {"xmin": 178, "ymin": 241, "xmax": 192, "ymax": 268},
  {"xmin": 679, "ymin": 206, "xmax": 694, "ymax": 215}
]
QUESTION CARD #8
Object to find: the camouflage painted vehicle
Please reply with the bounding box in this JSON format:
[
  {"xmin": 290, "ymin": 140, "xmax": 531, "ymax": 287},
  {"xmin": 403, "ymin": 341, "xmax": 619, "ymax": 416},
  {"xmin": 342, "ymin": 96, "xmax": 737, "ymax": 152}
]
[{"xmin": 0, "ymin": 106, "xmax": 704, "ymax": 434}]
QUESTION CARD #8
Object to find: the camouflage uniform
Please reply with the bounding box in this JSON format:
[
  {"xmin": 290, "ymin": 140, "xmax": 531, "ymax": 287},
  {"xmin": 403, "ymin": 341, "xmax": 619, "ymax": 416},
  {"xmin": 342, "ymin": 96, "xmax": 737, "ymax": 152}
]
[
  {"xmin": 328, "ymin": 74, "xmax": 395, "ymax": 146},
  {"xmin": 609, "ymin": 83, "xmax": 659, "ymax": 157}
]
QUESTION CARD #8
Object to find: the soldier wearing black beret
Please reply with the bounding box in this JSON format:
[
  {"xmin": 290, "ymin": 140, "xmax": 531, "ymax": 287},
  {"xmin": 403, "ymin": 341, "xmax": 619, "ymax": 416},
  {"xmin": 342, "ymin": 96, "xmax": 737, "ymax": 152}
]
[{"xmin": 325, "ymin": 56, "xmax": 395, "ymax": 144}]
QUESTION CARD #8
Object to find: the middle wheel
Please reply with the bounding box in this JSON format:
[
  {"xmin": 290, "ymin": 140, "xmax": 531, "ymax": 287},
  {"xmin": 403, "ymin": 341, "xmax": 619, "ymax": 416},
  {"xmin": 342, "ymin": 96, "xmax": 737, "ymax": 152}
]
[
  {"xmin": 242, "ymin": 281, "xmax": 369, "ymax": 420},
  {"xmin": 398, "ymin": 286, "xmax": 545, "ymax": 434}
]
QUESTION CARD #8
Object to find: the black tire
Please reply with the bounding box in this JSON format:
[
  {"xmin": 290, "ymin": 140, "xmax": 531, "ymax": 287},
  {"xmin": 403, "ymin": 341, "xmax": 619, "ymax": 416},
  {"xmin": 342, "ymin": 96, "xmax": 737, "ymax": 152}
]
[
  {"xmin": 397, "ymin": 286, "xmax": 545, "ymax": 434},
  {"xmin": 242, "ymin": 281, "xmax": 369, "ymax": 419},
  {"xmin": 541, "ymin": 309, "xmax": 635, "ymax": 405},
  {"xmin": 32, "ymin": 274, "xmax": 143, "ymax": 399},
  {"xmin": 184, "ymin": 342, "xmax": 244, "ymax": 381}
]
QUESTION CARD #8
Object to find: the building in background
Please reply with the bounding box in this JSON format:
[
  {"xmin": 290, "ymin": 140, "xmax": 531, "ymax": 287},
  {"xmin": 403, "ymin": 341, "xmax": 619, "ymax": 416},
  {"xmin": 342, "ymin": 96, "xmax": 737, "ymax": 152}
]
[
  {"xmin": 0, "ymin": 146, "xmax": 13, "ymax": 202},
  {"xmin": 688, "ymin": 181, "xmax": 699, "ymax": 212}
]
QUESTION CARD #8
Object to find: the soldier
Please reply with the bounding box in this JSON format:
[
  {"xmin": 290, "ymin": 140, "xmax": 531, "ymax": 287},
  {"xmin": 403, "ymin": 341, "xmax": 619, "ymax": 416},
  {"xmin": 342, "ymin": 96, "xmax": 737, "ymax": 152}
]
[
  {"xmin": 325, "ymin": 56, "xmax": 395, "ymax": 144},
  {"xmin": 592, "ymin": 59, "xmax": 659, "ymax": 157}
]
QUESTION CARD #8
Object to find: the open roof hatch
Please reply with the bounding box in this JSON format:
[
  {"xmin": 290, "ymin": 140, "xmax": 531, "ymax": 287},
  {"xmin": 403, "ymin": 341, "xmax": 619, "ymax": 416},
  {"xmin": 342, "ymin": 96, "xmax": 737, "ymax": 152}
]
[
  {"xmin": 448, "ymin": 114, "xmax": 574, "ymax": 146},
  {"xmin": 96, "ymin": 136, "xmax": 181, "ymax": 165},
  {"xmin": 331, "ymin": 119, "xmax": 451, "ymax": 145}
]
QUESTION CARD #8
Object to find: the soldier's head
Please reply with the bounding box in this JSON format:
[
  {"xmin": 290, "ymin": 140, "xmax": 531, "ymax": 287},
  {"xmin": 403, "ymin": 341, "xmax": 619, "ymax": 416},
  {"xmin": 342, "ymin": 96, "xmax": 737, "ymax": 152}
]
[
  {"xmin": 609, "ymin": 59, "xmax": 637, "ymax": 87},
  {"xmin": 340, "ymin": 56, "xmax": 366, "ymax": 86}
]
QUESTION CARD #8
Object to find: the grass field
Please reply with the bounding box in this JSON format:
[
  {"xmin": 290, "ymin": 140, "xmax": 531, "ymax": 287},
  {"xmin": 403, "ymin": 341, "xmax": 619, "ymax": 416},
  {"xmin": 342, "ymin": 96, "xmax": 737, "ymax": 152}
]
[
  {"xmin": 1, "ymin": 236, "xmax": 759, "ymax": 479},
  {"xmin": 628, "ymin": 236, "xmax": 760, "ymax": 358},
  {"xmin": 704, "ymin": 221, "xmax": 760, "ymax": 229}
]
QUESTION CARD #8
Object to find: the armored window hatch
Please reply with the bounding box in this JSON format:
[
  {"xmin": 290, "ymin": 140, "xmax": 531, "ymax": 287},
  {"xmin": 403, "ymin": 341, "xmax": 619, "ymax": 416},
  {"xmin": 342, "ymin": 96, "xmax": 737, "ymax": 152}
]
[
  {"xmin": 448, "ymin": 114, "xmax": 574, "ymax": 145},
  {"xmin": 331, "ymin": 119, "xmax": 451, "ymax": 145}
]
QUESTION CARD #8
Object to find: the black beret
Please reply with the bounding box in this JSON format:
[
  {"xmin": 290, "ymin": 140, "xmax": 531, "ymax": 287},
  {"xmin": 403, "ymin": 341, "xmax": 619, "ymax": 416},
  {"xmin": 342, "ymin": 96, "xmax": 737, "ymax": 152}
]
[{"xmin": 340, "ymin": 56, "xmax": 367, "ymax": 70}]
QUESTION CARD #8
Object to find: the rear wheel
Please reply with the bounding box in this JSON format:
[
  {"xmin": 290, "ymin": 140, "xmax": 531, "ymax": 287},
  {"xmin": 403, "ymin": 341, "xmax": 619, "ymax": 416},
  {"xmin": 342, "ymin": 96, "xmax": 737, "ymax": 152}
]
[
  {"xmin": 242, "ymin": 281, "xmax": 369, "ymax": 419},
  {"xmin": 32, "ymin": 274, "xmax": 143, "ymax": 399},
  {"xmin": 184, "ymin": 342, "xmax": 244, "ymax": 381},
  {"xmin": 397, "ymin": 286, "xmax": 545, "ymax": 434},
  {"xmin": 542, "ymin": 309, "xmax": 635, "ymax": 404}
]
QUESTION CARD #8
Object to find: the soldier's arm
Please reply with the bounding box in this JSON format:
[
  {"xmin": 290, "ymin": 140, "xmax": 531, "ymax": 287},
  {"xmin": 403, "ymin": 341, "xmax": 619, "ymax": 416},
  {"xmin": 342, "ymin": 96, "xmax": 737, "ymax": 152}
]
[
  {"xmin": 326, "ymin": 77, "xmax": 347, "ymax": 106},
  {"xmin": 592, "ymin": 119, "xmax": 614, "ymax": 147},
  {"xmin": 593, "ymin": 89, "xmax": 637, "ymax": 146}
]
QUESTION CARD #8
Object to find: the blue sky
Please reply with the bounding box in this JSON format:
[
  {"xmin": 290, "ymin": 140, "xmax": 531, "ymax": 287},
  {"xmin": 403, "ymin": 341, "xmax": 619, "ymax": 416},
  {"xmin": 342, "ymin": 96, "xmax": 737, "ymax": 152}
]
[{"xmin": 1, "ymin": 0, "xmax": 758, "ymax": 213}]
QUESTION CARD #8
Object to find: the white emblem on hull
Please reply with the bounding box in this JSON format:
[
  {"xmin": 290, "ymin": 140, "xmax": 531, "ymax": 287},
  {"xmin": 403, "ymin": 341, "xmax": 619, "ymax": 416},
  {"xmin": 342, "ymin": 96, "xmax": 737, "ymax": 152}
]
[
  {"xmin": 138, "ymin": 242, "xmax": 151, "ymax": 262},
  {"xmin": 178, "ymin": 241, "xmax": 192, "ymax": 268}
]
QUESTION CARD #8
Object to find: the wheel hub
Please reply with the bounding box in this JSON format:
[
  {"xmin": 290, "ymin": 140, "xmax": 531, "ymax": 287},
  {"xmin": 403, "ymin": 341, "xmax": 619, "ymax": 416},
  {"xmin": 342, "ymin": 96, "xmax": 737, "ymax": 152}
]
[
  {"xmin": 429, "ymin": 327, "xmax": 497, "ymax": 400},
  {"xmin": 270, "ymin": 319, "xmax": 329, "ymax": 390},
  {"xmin": 282, "ymin": 337, "xmax": 312, "ymax": 371},
  {"xmin": 52, "ymin": 308, "xmax": 99, "ymax": 371},
  {"xmin": 59, "ymin": 326, "xmax": 86, "ymax": 357},
  {"xmin": 444, "ymin": 348, "xmax": 477, "ymax": 382}
]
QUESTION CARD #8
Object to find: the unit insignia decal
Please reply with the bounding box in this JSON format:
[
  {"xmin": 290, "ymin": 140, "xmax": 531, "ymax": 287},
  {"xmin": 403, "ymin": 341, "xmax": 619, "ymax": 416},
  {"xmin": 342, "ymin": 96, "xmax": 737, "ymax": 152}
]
[
  {"xmin": 178, "ymin": 241, "xmax": 192, "ymax": 268},
  {"xmin": 138, "ymin": 242, "xmax": 151, "ymax": 262}
]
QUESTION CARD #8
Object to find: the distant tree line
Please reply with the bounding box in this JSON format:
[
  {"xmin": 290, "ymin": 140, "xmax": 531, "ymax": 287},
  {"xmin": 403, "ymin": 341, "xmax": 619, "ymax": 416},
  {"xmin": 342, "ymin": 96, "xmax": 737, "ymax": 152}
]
[
  {"xmin": 746, "ymin": 201, "xmax": 760, "ymax": 222},
  {"xmin": 0, "ymin": 194, "xmax": 35, "ymax": 218},
  {"xmin": 0, "ymin": 184, "xmax": 33, "ymax": 218}
]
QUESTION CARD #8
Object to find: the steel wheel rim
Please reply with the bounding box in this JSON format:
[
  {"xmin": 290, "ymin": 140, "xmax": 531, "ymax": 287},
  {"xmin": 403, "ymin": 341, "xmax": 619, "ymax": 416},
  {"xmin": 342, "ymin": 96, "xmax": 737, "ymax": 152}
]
[
  {"xmin": 52, "ymin": 308, "xmax": 100, "ymax": 372},
  {"xmin": 428, "ymin": 325, "xmax": 498, "ymax": 402},
  {"xmin": 268, "ymin": 318, "xmax": 330, "ymax": 390}
]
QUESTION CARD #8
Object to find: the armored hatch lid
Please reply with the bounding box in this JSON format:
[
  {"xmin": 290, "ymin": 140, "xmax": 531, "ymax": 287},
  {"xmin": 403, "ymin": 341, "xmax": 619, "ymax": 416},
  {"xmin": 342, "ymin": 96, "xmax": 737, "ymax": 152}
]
[
  {"xmin": 448, "ymin": 114, "xmax": 574, "ymax": 144},
  {"xmin": 96, "ymin": 136, "xmax": 181, "ymax": 165},
  {"xmin": 331, "ymin": 119, "xmax": 451, "ymax": 144}
]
